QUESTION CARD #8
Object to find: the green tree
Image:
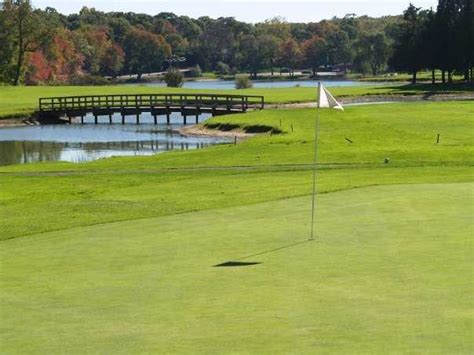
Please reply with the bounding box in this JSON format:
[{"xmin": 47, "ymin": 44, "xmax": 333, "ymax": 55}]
[
  {"xmin": 390, "ymin": 4, "xmax": 425, "ymax": 83},
  {"xmin": 356, "ymin": 32, "xmax": 390, "ymax": 76},
  {"xmin": 2, "ymin": 0, "xmax": 46, "ymax": 85},
  {"xmin": 123, "ymin": 27, "xmax": 171, "ymax": 80}
]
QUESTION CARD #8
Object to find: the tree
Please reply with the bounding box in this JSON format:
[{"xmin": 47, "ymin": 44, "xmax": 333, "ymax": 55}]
[
  {"xmin": 302, "ymin": 35, "xmax": 327, "ymax": 76},
  {"xmin": 390, "ymin": 4, "xmax": 424, "ymax": 83},
  {"xmin": 123, "ymin": 27, "xmax": 171, "ymax": 80},
  {"xmin": 325, "ymin": 30, "xmax": 352, "ymax": 69},
  {"xmin": 355, "ymin": 32, "xmax": 390, "ymax": 76},
  {"xmin": 0, "ymin": 2, "xmax": 16, "ymax": 82},
  {"xmin": 278, "ymin": 39, "xmax": 302, "ymax": 77},
  {"xmin": 2, "ymin": 0, "xmax": 45, "ymax": 85}
]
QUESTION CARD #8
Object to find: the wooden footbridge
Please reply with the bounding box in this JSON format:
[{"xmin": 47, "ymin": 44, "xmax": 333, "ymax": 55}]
[{"xmin": 38, "ymin": 93, "xmax": 265, "ymax": 124}]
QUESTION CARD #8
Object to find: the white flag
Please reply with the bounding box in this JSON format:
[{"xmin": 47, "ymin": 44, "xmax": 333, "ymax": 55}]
[{"xmin": 317, "ymin": 82, "xmax": 344, "ymax": 111}]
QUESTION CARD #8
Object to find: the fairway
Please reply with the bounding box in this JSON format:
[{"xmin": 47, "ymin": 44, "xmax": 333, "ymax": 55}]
[{"xmin": 1, "ymin": 182, "xmax": 472, "ymax": 353}]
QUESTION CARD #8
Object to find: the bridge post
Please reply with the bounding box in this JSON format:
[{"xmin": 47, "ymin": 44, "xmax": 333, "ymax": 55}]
[
  {"xmin": 108, "ymin": 109, "xmax": 112, "ymax": 124},
  {"xmin": 121, "ymin": 113, "xmax": 125, "ymax": 125},
  {"xmin": 94, "ymin": 112, "xmax": 98, "ymax": 125},
  {"xmin": 166, "ymin": 106, "xmax": 170, "ymax": 125},
  {"xmin": 80, "ymin": 115, "xmax": 84, "ymax": 124},
  {"xmin": 136, "ymin": 108, "xmax": 140, "ymax": 125}
]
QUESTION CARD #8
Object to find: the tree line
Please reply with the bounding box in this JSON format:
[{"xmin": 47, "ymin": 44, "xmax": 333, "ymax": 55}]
[{"xmin": 0, "ymin": 0, "xmax": 472, "ymax": 85}]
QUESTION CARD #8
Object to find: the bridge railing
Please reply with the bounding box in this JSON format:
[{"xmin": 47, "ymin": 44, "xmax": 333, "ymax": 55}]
[{"xmin": 39, "ymin": 93, "xmax": 265, "ymax": 112}]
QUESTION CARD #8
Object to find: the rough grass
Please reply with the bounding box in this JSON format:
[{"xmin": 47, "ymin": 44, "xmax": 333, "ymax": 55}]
[
  {"xmin": 0, "ymin": 83, "xmax": 473, "ymax": 118},
  {"xmin": 1, "ymin": 182, "xmax": 472, "ymax": 353}
]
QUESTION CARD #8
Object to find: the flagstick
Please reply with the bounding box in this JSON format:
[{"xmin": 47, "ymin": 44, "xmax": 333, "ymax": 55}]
[{"xmin": 310, "ymin": 95, "xmax": 321, "ymax": 241}]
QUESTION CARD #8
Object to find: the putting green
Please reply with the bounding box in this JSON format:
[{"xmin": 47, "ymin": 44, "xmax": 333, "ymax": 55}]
[{"xmin": 1, "ymin": 182, "xmax": 472, "ymax": 353}]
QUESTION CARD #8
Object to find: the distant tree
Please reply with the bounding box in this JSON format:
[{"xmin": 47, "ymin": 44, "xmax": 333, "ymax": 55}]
[
  {"xmin": 123, "ymin": 27, "xmax": 171, "ymax": 80},
  {"xmin": 302, "ymin": 35, "xmax": 327, "ymax": 76},
  {"xmin": 356, "ymin": 32, "xmax": 390, "ymax": 76},
  {"xmin": 435, "ymin": 0, "xmax": 466, "ymax": 82},
  {"xmin": 0, "ymin": 2, "xmax": 17, "ymax": 82},
  {"xmin": 390, "ymin": 4, "xmax": 425, "ymax": 83},
  {"xmin": 325, "ymin": 30, "xmax": 352, "ymax": 69},
  {"xmin": 278, "ymin": 38, "xmax": 302, "ymax": 77},
  {"xmin": 101, "ymin": 44, "xmax": 124, "ymax": 77},
  {"xmin": 257, "ymin": 34, "xmax": 279, "ymax": 76},
  {"xmin": 2, "ymin": 0, "xmax": 48, "ymax": 85}
]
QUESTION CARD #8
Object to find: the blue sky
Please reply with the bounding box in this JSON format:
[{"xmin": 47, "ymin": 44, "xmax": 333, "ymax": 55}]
[{"xmin": 33, "ymin": 0, "xmax": 439, "ymax": 22}]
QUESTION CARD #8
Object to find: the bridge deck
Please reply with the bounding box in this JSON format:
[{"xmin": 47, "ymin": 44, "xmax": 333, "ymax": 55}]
[{"xmin": 38, "ymin": 93, "xmax": 265, "ymax": 124}]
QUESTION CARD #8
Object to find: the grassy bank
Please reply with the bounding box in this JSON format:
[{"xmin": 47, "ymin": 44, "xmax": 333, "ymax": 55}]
[
  {"xmin": 0, "ymin": 83, "xmax": 473, "ymax": 119},
  {"xmin": 1, "ymin": 101, "xmax": 473, "ymax": 240}
]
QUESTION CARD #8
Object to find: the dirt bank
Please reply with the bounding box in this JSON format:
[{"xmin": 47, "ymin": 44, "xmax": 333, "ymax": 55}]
[{"xmin": 178, "ymin": 125, "xmax": 255, "ymax": 139}]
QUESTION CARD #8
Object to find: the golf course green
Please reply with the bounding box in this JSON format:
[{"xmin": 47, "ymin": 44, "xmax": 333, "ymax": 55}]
[{"xmin": 1, "ymin": 98, "xmax": 473, "ymax": 353}]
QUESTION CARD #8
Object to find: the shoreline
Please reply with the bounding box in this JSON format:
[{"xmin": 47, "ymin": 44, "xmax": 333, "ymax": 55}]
[{"xmin": 178, "ymin": 125, "xmax": 255, "ymax": 139}]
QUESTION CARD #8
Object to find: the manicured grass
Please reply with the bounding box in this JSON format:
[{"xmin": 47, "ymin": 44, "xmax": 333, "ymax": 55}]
[
  {"xmin": 1, "ymin": 100, "xmax": 473, "ymax": 352},
  {"xmin": 348, "ymin": 70, "xmax": 467, "ymax": 82},
  {"xmin": 1, "ymin": 182, "xmax": 472, "ymax": 353},
  {"xmin": 0, "ymin": 83, "xmax": 473, "ymax": 118},
  {"xmin": 1, "ymin": 102, "xmax": 473, "ymax": 240}
]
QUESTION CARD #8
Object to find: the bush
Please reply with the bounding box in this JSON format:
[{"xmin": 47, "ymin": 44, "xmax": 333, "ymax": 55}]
[
  {"xmin": 165, "ymin": 68, "xmax": 184, "ymax": 87},
  {"xmin": 188, "ymin": 65, "xmax": 202, "ymax": 78},
  {"xmin": 216, "ymin": 61, "xmax": 231, "ymax": 75},
  {"xmin": 235, "ymin": 74, "xmax": 253, "ymax": 89}
]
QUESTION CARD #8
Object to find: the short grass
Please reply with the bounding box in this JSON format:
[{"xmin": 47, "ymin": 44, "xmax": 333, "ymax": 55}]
[
  {"xmin": 1, "ymin": 182, "xmax": 472, "ymax": 353},
  {"xmin": 348, "ymin": 70, "xmax": 467, "ymax": 82},
  {"xmin": 0, "ymin": 83, "xmax": 473, "ymax": 118},
  {"xmin": 0, "ymin": 101, "xmax": 473, "ymax": 352}
]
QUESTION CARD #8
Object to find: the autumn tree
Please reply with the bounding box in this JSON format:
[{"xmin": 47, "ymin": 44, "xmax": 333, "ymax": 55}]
[
  {"xmin": 278, "ymin": 39, "xmax": 302, "ymax": 77},
  {"xmin": 302, "ymin": 35, "xmax": 327, "ymax": 76}
]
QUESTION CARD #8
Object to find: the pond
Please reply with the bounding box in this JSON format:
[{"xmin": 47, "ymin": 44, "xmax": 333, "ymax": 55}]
[
  {"xmin": 137, "ymin": 79, "xmax": 383, "ymax": 90},
  {"xmin": 0, "ymin": 112, "xmax": 229, "ymax": 166}
]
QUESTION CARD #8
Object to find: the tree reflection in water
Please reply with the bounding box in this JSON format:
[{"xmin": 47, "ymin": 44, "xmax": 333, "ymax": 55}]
[{"xmin": 0, "ymin": 140, "xmax": 214, "ymax": 166}]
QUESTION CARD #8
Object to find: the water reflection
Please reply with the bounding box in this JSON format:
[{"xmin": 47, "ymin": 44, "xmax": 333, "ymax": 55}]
[
  {"xmin": 0, "ymin": 139, "xmax": 220, "ymax": 166},
  {"xmin": 136, "ymin": 79, "xmax": 387, "ymax": 90},
  {"xmin": 0, "ymin": 123, "xmax": 229, "ymax": 166}
]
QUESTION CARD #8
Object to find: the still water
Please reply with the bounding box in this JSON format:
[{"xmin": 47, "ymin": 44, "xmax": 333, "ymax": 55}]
[
  {"xmin": 0, "ymin": 112, "xmax": 229, "ymax": 166},
  {"xmin": 139, "ymin": 79, "xmax": 382, "ymax": 90}
]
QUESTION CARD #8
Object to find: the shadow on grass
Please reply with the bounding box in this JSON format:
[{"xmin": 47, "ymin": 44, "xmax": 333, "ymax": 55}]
[{"xmin": 213, "ymin": 239, "xmax": 311, "ymax": 268}]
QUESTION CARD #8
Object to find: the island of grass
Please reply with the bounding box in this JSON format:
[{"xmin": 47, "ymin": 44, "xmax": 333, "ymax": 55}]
[{"xmin": 1, "ymin": 100, "xmax": 473, "ymax": 353}]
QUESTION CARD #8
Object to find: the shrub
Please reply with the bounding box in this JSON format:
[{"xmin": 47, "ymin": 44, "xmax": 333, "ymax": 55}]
[
  {"xmin": 188, "ymin": 65, "xmax": 202, "ymax": 78},
  {"xmin": 165, "ymin": 68, "xmax": 184, "ymax": 87},
  {"xmin": 235, "ymin": 74, "xmax": 253, "ymax": 89},
  {"xmin": 216, "ymin": 61, "xmax": 231, "ymax": 75}
]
